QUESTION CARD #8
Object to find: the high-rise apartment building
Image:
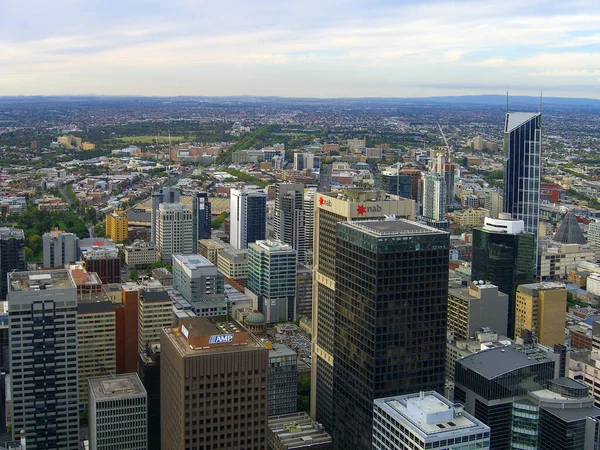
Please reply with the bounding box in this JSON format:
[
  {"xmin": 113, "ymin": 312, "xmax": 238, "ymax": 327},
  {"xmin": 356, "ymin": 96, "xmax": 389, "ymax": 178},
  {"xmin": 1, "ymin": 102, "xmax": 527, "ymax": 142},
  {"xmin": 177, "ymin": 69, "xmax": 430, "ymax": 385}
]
[
  {"xmin": 302, "ymin": 188, "xmax": 316, "ymax": 264},
  {"xmin": 268, "ymin": 343, "xmax": 298, "ymax": 416},
  {"xmin": 331, "ymin": 219, "xmax": 449, "ymax": 449},
  {"xmin": 422, "ymin": 173, "xmax": 446, "ymax": 223},
  {"xmin": 138, "ymin": 343, "xmax": 161, "ymax": 450},
  {"xmin": 273, "ymin": 183, "xmax": 306, "ymax": 261},
  {"xmin": 248, "ymin": 240, "xmax": 297, "ymax": 323},
  {"xmin": 88, "ymin": 374, "xmax": 148, "ymax": 450},
  {"xmin": 448, "ymin": 281, "xmax": 509, "ymax": 340},
  {"xmin": 151, "ymin": 187, "xmax": 180, "ymax": 244},
  {"xmin": 156, "ymin": 203, "xmax": 193, "ymax": 263},
  {"xmin": 311, "ymin": 189, "xmax": 415, "ymax": 431},
  {"xmin": 160, "ymin": 316, "xmax": 269, "ymax": 450},
  {"xmin": 42, "ymin": 230, "xmax": 79, "ymax": 268},
  {"xmin": 105, "ymin": 209, "xmax": 128, "ymax": 243},
  {"xmin": 0, "ymin": 227, "xmax": 24, "ymax": 301},
  {"xmin": 80, "ymin": 238, "xmax": 121, "ymax": 284},
  {"xmin": 514, "ymin": 282, "xmax": 567, "ymax": 347},
  {"xmin": 192, "ymin": 192, "xmax": 212, "ymax": 253},
  {"xmin": 230, "ymin": 187, "xmax": 267, "ymax": 249},
  {"xmin": 380, "ymin": 167, "xmax": 413, "ymax": 199},
  {"xmin": 8, "ymin": 270, "xmax": 79, "ymax": 449},
  {"xmin": 78, "ymin": 301, "xmax": 116, "ymax": 409},
  {"xmin": 503, "ymin": 112, "xmax": 542, "ymax": 249},
  {"xmin": 372, "ymin": 392, "xmax": 490, "ymax": 450},
  {"xmin": 471, "ymin": 215, "xmax": 535, "ymax": 339}
]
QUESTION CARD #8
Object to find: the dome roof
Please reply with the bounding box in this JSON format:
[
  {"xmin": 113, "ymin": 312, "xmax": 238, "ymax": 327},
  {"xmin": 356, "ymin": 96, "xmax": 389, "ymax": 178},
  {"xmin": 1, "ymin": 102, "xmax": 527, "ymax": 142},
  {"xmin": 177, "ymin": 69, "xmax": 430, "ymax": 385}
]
[{"xmin": 245, "ymin": 311, "xmax": 266, "ymax": 325}]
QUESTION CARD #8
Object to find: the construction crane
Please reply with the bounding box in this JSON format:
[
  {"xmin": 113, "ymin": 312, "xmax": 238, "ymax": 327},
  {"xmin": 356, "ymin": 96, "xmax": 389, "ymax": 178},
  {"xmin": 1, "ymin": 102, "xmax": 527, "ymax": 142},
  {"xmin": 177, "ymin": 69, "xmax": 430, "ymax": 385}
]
[{"xmin": 437, "ymin": 123, "xmax": 451, "ymax": 161}]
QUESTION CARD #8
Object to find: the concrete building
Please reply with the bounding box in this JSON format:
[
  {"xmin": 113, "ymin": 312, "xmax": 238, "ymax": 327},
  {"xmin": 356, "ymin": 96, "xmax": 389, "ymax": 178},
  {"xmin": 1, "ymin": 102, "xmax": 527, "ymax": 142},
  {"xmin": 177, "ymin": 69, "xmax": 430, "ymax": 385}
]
[
  {"xmin": 172, "ymin": 254, "xmax": 227, "ymax": 316},
  {"xmin": 8, "ymin": 270, "xmax": 79, "ymax": 449},
  {"xmin": 539, "ymin": 242, "xmax": 597, "ymax": 281},
  {"xmin": 588, "ymin": 273, "xmax": 600, "ymax": 296},
  {"xmin": 302, "ymin": 188, "xmax": 316, "ymax": 265},
  {"xmin": 422, "ymin": 173, "xmax": 446, "ymax": 221},
  {"xmin": 589, "ymin": 221, "xmax": 600, "ymax": 248},
  {"xmin": 156, "ymin": 202, "xmax": 193, "ymax": 263},
  {"xmin": 269, "ymin": 343, "xmax": 298, "ymax": 416},
  {"xmin": 0, "ymin": 227, "xmax": 24, "ymax": 301},
  {"xmin": 448, "ymin": 281, "xmax": 509, "ymax": 339},
  {"xmin": 88, "ymin": 374, "xmax": 147, "ymax": 450},
  {"xmin": 451, "ymin": 208, "xmax": 489, "ymax": 229},
  {"xmin": 273, "ymin": 183, "xmax": 307, "ymax": 262},
  {"xmin": 160, "ymin": 316, "xmax": 269, "ymax": 450},
  {"xmin": 514, "ymin": 282, "xmax": 567, "ymax": 347},
  {"xmin": 217, "ymin": 247, "xmax": 248, "ymax": 281},
  {"xmin": 80, "ymin": 238, "xmax": 121, "ymax": 284},
  {"xmin": 105, "ymin": 209, "xmax": 128, "ymax": 243},
  {"xmin": 373, "ymin": 391, "xmax": 490, "ymax": 450},
  {"xmin": 248, "ymin": 240, "xmax": 297, "ymax": 323},
  {"xmin": 230, "ymin": 187, "xmax": 267, "ymax": 249},
  {"xmin": 197, "ymin": 238, "xmax": 225, "ymax": 265},
  {"xmin": 311, "ymin": 189, "xmax": 415, "ymax": 433},
  {"xmin": 124, "ymin": 240, "xmax": 159, "ymax": 268},
  {"xmin": 268, "ymin": 413, "xmax": 332, "ymax": 450},
  {"xmin": 151, "ymin": 187, "xmax": 180, "ymax": 244},
  {"xmin": 78, "ymin": 301, "xmax": 116, "ymax": 409},
  {"xmin": 138, "ymin": 282, "xmax": 172, "ymax": 354},
  {"xmin": 42, "ymin": 230, "xmax": 79, "ymax": 268}
]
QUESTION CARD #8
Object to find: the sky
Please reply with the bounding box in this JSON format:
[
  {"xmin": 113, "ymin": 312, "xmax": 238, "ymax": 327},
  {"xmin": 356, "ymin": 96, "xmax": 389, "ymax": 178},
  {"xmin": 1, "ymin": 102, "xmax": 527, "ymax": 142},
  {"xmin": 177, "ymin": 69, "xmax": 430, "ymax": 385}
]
[{"xmin": 1, "ymin": 0, "xmax": 599, "ymax": 98}]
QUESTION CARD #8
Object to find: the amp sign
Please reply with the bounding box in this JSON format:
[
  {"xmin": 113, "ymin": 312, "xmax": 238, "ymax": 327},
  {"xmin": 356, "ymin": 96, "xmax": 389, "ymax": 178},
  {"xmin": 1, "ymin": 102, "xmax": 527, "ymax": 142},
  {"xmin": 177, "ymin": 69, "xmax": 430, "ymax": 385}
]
[{"xmin": 209, "ymin": 334, "xmax": 234, "ymax": 344}]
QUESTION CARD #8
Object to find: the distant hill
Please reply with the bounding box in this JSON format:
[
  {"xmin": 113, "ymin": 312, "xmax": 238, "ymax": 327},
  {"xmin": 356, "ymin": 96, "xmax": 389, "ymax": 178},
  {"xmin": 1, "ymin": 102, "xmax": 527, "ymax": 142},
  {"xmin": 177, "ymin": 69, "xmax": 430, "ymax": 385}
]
[{"xmin": 400, "ymin": 94, "xmax": 600, "ymax": 108}]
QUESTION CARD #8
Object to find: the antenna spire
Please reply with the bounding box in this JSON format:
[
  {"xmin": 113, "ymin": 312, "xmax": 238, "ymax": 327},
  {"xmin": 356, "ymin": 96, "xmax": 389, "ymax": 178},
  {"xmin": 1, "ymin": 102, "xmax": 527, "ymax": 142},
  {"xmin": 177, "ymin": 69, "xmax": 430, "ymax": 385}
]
[
  {"xmin": 506, "ymin": 90, "xmax": 510, "ymax": 113},
  {"xmin": 539, "ymin": 90, "xmax": 543, "ymax": 114}
]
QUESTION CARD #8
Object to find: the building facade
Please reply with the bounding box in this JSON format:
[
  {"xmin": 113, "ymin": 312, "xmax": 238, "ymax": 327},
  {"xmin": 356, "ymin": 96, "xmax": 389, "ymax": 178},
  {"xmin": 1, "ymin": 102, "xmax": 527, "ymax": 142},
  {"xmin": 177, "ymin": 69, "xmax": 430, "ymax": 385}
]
[
  {"xmin": 0, "ymin": 227, "xmax": 24, "ymax": 301},
  {"xmin": 160, "ymin": 316, "xmax": 269, "ymax": 450},
  {"xmin": 8, "ymin": 270, "xmax": 79, "ymax": 449},
  {"xmin": 88, "ymin": 374, "xmax": 148, "ymax": 450},
  {"xmin": 230, "ymin": 187, "xmax": 267, "ymax": 249},
  {"xmin": 192, "ymin": 192, "xmax": 212, "ymax": 253},
  {"xmin": 268, "ymin": 343, "xmax": 298, "ymax": 416},
  {"xmin": 151, "ymin": 187, "xmax": 180, "ymax": 244},
  {"xmin": 138, "ymin": 343, "xmax": 161, "ymax": 450},
  {"xmin": 42, "ymin": 230, "xmax": 79, "ymax": 268},
  {"xmin": 332, "ymin": 219, "xmax": 449, "ymax": 450},
  {"xmin": 422, "ymin": 173, "xmax": 446, "ymax": 221},
  {"xmin": 124, "ymin": 240, "xmax": 159, "ymax": 268},
  {"xmin": 156, "ymin": 202, "xmax": 193, "ymax": 263},
  {"xmin": 273, "ymin": 183, "xmax": 307, "ymax": 262},
  {"xmin": 80, "ymin": 238, "xmax": 121, "ymax": 284},
  {"xmin": 106, "ymin": 209, "xmax": 128, "ymax": 243}
]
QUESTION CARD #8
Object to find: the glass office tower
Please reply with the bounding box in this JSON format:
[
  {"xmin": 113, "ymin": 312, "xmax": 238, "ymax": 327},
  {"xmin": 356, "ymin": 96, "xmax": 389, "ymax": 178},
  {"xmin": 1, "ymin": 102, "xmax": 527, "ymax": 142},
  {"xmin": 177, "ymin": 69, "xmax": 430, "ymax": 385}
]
[{"xmin": 332, "ymin": 219, "xmax": 449, "ymax": 450}]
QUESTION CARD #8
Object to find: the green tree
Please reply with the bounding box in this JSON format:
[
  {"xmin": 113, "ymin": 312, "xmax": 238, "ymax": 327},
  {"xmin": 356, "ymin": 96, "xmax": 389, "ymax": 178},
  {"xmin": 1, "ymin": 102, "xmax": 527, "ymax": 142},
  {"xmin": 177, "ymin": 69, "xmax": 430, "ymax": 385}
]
[
  {"xmin": 129, "ymin": 269, "xmax": 139, "ymax": 281},
  {"xmin": 297, "ymin": 376, "xmax": 311, "ymax": 413}
]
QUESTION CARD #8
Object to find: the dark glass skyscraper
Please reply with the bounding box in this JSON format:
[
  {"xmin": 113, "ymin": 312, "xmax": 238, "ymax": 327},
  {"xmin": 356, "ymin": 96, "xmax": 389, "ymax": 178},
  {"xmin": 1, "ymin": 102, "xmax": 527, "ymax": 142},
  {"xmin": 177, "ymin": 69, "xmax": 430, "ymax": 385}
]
[
  {"xmin": 192, "ymin": 191, "xmax": 211, "ymax": 252},
  {"xmin": 472, "ymin": 216, "xmax": 535, "ymax": 339},
  {"xmin": 0, "ymin": 227, "xmax": 24, "ymax": 301},
  {"xmin": 503, "ymin": 112, "xmax": 542, "ymax": 248},
  {"xmin": 332, "ymin": 219, "xmax": 449, "ymax": 450}
]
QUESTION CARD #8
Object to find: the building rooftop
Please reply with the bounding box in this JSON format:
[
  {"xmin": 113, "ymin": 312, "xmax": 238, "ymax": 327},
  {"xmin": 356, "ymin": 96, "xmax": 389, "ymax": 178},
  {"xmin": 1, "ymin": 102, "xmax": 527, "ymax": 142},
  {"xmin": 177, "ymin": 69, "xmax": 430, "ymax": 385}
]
[
  {"xmin": 505, "ymin": 112, "xmax": 540, "ymax": 133},
  {"xmin": 268, "ymin": 412, "xmax": 332, "ymax": 449},
  {"xmin": 375, "ymin": 391, "xmax": 489, "ymax": 441},
  {"xmin": 269, "ymin": 343, "xmax": 297, "ymax": 359},
  {"xmin": 8, "ymin": 270, "xmax": 75, "ymax": 292},
  {"xmin": 0, "ymin": 227, "xmax": 24, "ymax": 239},
  {"xmin": 89, "ymin": 374, "xmax": 146, "ymax": 401},
  {"xmin": 517, "ymin": 282, "xmax": 566, "ymax": 297},
  {"xmin": 553, "ymin": 212, "xmax": 587, "ymax": 245},
  {"xmin": 253, "ymin": 239, "xmax": 294, "ymax": 253},
  {"xmin": 342, "ymin": 218, "xmax": 444, "ymax": 237},
  {"xmin": 457, "ymin": 345, "xmax": 552, "ymax": 380},
  {"xmin": 78, "ymin": 301, "xmax": 115, "ymax": 314},
  {"xmin": 173, "ymin": 253, "xmax": 214, "ymax": 269},
  {"xmin": 543, "ymin": 405, "xmax": 600, "ymax": 422}
]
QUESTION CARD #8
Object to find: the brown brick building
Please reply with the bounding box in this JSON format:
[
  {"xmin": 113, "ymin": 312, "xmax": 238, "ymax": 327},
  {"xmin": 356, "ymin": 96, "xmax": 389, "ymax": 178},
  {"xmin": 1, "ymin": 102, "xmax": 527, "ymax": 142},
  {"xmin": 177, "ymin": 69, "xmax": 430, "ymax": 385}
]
[{"xmin": 161, "ymin": 316, "xmax": 269, "ymax": 449}]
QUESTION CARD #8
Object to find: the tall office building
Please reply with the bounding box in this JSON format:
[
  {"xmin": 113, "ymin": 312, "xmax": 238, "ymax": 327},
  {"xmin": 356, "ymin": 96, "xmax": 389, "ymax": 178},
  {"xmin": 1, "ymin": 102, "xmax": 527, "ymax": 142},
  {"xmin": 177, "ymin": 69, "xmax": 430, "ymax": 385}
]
[
  {"xmin": 105, "ymin": 209, "xmax": 128, "ymax": 243},
  {"xmin": 192, "ymin": 192, "xmax": 212, "ymax": 253},
  {"xmin": 42, "ymin": 230, "xmax": 79, "ymax": 269},
  {"xmin": 302, "ymin": 188, "xmax": 316, "ymax": 264},
  {"xmin": 268, "ymin": 343, "xmax": 298, "ymax": 416},
  {"xmin": 273, "ymin": 183, "xmax": 306, "ymax": 261},
  {"xmin": 373, "ymin": 392, "xmax": 490, "ymax": 450},
  {"xmin": 422, "ymin": 173, "xmax": 446, "ymax": 223},
  {"xmin": 88, "ymin": 374, "xmax": 148, "ymax": 450},
  {"xmin": 248, "ymin": 240, "xmax": 297, "ymax": 323},
  {"xmin": 503, "ymin": 112, "xmax": 542, "ymax": 248},
  {"xmin": 230, "ymin": 187, "xmax": 267, "ymax": 249},
  {"xmin": 431, "ymin": 153, "xmax": 456, "ymax": 208},
  {"xmin": 8, "ymin": 270, "xmax": 79, "ymax": 449},
  {"xmin": 160, "ymin": 316, "xmax": 269, "ymax": 450},
  {"xmin": 138, "ymin": 343, "xmax": 161, "ymax": 450},
  {"xmin": 156, "ymin": 203, "xmax": 193, "ymax": 263},
  {"xmin": 138, "ymin": 282, "xmax": 172, "ymax": 354},
  {"xmin": 471, "ymin": 215, "xmax": 535, "ymax": 339},
  {"xmin": 151, "ymin": 187, "xmax": 180, "ymax": 244},
  {"xmin": 78, "ymin": 300, "xmax": 116, "ymax": 409},
  {"xmin": 311, "ymin": 189, "xmax": 415, "ymax": 432},
  {"xmin": 0, "ymin": 227, "xmax": 24, "ymax": 301},
  {"xmin": 514, "ymin": 282, "xmax": 567, "ymax": 347},
  {"xmin": 331, "ymin": 219, "xmax": 449, "ymax": 449}
]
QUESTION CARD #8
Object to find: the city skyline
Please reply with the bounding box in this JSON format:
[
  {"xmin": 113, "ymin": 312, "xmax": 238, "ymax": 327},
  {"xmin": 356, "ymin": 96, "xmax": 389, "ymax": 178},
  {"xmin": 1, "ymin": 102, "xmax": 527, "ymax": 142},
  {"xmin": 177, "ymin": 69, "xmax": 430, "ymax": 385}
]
[{"xmin": 1, "ymin": 0, "xmax": 600, "ymax": 98}]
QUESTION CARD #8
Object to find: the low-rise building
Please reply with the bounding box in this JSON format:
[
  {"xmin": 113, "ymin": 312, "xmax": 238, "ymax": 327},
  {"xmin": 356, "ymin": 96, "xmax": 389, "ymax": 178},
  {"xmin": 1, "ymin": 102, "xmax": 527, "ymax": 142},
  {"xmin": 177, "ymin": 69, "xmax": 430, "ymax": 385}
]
[
  {"xmin": 125, "ymin": 240, "xmax": 159, "ymax": 268},
  {"xmin": 217, "ymin": 247, "xmax": 248, "ymax": 281},
  {"xmin": 268, "ymin": 413, "xmax": 332, "ymax": 450}
]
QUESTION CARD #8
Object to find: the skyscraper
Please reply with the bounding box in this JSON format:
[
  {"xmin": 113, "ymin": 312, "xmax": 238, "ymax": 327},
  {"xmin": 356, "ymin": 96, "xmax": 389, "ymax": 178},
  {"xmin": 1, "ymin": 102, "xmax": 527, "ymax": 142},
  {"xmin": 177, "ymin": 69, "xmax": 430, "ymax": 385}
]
[
  {"xmin": 422, "ymin": 173, "xmax": 446, "ymax": 224},
  {"xmin": 160, "ymin": 316, "xmax": 269, "ymax": 450},
  {"xmin": 0, "ymin": 227, "xmax": 24, "ymax": 301},
  {"xmin": 503, "ymin": 112, "xmax": 542, "ymax": 248},
  {"xmin": 332, "ymin": 219, "xmax": 449, "ymax": 449},
  {"xmin": 138, "ymin": 343, "xmax": 161, "ymax": 450},
  {"xmin": 151, "ymin": 187, "xmax": 180, "ymax": 244},
  {"xmin": 310, "ymin": 189, "xmax": 415, "ymax": 432},
  {"xmin": 230, "ymin": 187, "xmax": 267, "ymax": 249},
  {"xmin": 8, "ymin": 270, "xmax": 79, "ymax": 449},
  {"xmin": 273, "ymin": 183, "xmax": 306, "ymax": 261},
  {"xmin": 42, "ymin": 230, "xmax": 79, "ymax": 269},
  {"xmin": 471, "ymin": 215, "xmax": 535, "ymax": 339},
  {"xmin": 302, "ymin": 188, "xmax": 316, "ymax": 264},
  {"xmin": 156, "ymin": 203, "xmax": 193, "ymax": 263},
  {"xmin": 192, "ymin": 191, "xmax": 212, "ymax": 253}
]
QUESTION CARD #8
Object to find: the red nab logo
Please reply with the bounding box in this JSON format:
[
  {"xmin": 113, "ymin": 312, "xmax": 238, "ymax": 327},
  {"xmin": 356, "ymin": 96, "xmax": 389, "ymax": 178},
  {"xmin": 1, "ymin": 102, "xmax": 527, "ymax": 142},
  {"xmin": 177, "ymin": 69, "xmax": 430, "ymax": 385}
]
[
  {"xmin": 319, "ymin": 197, "xmax": 325, "ymax": 206},
  {"xmin": 357, "ymin": 204, "xmax": 366, "ymax": 215}
]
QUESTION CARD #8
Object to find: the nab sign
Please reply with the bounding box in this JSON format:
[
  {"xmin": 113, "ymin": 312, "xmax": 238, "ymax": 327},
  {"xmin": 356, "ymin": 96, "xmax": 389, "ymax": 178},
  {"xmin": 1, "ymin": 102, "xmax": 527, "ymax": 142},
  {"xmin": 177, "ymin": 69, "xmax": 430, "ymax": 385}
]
[{"xmin": 209, "ymin": 334, "xmax": 234, "ymax": 344}]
